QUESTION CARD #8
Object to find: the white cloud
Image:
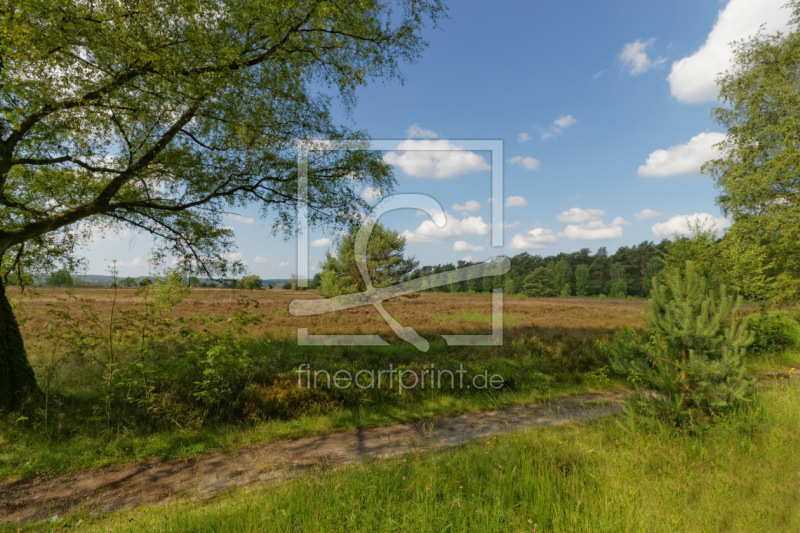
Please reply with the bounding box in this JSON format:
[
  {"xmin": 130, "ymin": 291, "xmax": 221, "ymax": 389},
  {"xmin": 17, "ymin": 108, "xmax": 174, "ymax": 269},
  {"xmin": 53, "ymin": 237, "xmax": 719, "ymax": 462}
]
[
  {"xmin": 452, "ymin": 200, "xmax": 482, "ymax": 213},
  {"xmin": 556, "ymin": 208, "xmax": 626, "ymax": 240},
  {"xmin": 556, "ymin": 207, "xmax": 606, "ymax": 224},
  {"xmin": 254, "ymin": 256, "xmax": 270, "ymax": 263},
  {"xmin": 638, "ymin": 132, "xmax": 725, "ymax": 177},
  {"xmin": 310, "ymin": 238, "xmax": 333, "ymax": 247},
  {"xmin": 384, "ymin": 139, "xmax": 490, "ymax": 178},
  {"xmin": 563, "ymin": 220, "xmax": 624, "ymax": 241},
  {"xmin": 361, "ymin": 186, "xmax": 383, "ymax": 203},
  {"xmin": 504, "ymin": 195, "xmax": 529, "ymax": 207},
  {"xmin": 279, "ymin": 261, "xmax": 289, "ymax": 267},
  {"xmin": 634, "ymin": 208, "xmax": 664, "ymax": 221},
  {"xmin": 461, "ymin": 255, "xmax": 474, "ymax": 262},
  {"xmin": 503, "ymin": 220, "xmax": 523, "ymax": 229},
  {"xmin": 541, "ymin": 115, "xmax": 577, "ymax": 140},
  {"xmin": 406, "ymin": 124, "xmax": 438, "ymax": 139},
  {"xmin": 129, "ymin": 256, "xmax": 143, "ymax": 266},
  {"xmin": 224, "ymin": 213, "xmax": 255, "ymax": 225},
  {"xmin": 508, "ymin": 227, "xmax": 559, "ymax": 250},
  {"xmin": 510, "ymin": 156, "xmax": 541, "ymax": 171},
  {"xmin": 402, "ymin": 212, "xmax": 490, "ymax": 243},
  {"xmin": 517, "ymin": 132, "xmax": 532, "ymax": 143},
  {"xmin": 553, "ymin": 115, "xmax": 577, "ymax": 129},
  {"xmin": 668, "ymin": 0, "xmax": 791, "ymax": 103},
  {"xmin": 652, "ymin": 213, "xmax": 731, "ymax": 237},
  {"xmin": 453, "ymin": 240, "xmax": 485, "ymax": 252},
  {"xmin": 619, "ymin": 39, "xmax": 666, "ymax": 75}
]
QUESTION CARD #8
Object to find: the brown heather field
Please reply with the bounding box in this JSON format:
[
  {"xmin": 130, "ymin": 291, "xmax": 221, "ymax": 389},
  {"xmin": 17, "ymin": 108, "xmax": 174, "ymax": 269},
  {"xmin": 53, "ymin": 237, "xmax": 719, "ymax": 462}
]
[{"xmin": 10, "ymin": 287, "xmax": 647, "ymax": 360}]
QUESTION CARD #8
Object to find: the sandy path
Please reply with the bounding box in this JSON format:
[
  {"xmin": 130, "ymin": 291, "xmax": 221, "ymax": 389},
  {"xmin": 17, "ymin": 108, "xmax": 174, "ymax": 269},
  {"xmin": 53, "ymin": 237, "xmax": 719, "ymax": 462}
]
[{"xmin": 0, "ymin": 391, "xmax": 625, "ymax": 525}]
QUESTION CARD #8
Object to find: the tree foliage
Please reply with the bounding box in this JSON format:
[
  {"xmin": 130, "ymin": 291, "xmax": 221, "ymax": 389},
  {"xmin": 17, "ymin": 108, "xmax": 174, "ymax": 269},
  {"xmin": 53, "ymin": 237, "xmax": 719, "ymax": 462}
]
[
  {"xmin": 0, "ymin": 0, "xmax": 444, "ymax": 410},
  {"xmin": 45, "ymin": 269, "xmax": 74, "ymax": 288},
  {"xmin": 705, "ymin": 2, "xmax": 800, "ymax": 302},
  {"xmin": 604, "ymin": 262, "xmax": 754, "ymax": 426},
  {"xmin": 237, "ymin": 275, "xmax": 263, "ymax": 291},
  {"xmin": 523, "ymin": 267, "xmax": 555, "ymax": 298},
  {"xmin": 319, "ymin": 222, "xmax": 418, "ymax": 297}
]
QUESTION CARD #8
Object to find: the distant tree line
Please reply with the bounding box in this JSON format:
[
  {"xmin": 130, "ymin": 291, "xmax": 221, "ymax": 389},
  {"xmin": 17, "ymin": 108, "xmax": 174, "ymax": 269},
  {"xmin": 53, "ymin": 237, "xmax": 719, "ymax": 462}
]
[{"xmin": 409, "ymin": 240, "xmax": 669, "ymax": 298}]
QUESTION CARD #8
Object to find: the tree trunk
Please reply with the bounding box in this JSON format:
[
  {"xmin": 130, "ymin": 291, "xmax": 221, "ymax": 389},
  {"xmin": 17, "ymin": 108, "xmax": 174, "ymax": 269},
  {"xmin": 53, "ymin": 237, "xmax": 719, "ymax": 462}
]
[{"xmin": 0, "ymin": 278, "xmax": 39, "ymax": 412}]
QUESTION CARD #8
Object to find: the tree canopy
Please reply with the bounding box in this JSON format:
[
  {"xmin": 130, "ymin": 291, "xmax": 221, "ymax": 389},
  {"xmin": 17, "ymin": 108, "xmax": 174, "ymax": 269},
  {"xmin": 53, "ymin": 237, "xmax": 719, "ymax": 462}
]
[
  {"xmin": 0, "ymin": 0, "xmax": 444, "ymax": 411},
  {"xmin": 705, "ymin": 0, "xmax": 800, "ymax": 302},
  {"xmin": 0, "ymin": 0, "xmax": 443, "ymax": 283},
  {"xmin": 319, "ymin": 222, "xmax": 418, "ymax": 297}
]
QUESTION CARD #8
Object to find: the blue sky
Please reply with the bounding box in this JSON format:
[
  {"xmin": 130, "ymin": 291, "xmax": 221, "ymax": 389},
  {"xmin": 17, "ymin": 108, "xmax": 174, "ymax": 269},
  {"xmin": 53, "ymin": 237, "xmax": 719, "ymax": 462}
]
[{"xmin": 86, "ymin": 0, "xmax": 793, "ymax": 279}]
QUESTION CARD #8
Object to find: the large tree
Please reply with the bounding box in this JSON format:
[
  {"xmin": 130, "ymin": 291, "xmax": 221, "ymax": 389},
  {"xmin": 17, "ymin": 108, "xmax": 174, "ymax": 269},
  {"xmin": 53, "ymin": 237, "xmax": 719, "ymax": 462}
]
[
  {"xmin": 0, "ymin": 0, "xmax": 444, "ymax": 411},
  {"xmin": 318, "ymin": 222, "xmax": 418, "ymax": 297},
  {"xmin": 704, "ymin": 1, "xmax": 800, "ymax": 302}
]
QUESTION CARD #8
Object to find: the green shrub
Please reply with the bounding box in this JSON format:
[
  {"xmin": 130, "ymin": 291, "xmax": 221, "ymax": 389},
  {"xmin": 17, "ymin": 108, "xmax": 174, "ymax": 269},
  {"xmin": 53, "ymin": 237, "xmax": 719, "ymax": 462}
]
[
  {"xmin": 745, "ymin": 311, "xmax": 800, "ymax": 354},
  {"xmin": 601, "ymin": 262, "xmax": 754, "ymax": 426}
]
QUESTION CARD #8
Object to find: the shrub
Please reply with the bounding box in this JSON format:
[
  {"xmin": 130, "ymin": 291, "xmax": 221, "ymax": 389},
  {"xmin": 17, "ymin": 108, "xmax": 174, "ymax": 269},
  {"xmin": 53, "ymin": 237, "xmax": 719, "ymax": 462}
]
[
  {"xmin": 745, "ymin": 311, "xmax": 800, "ymax": 354},
  {"xmin": 601, "ymin": 262, "xmax": 754, "ymax": 426}
]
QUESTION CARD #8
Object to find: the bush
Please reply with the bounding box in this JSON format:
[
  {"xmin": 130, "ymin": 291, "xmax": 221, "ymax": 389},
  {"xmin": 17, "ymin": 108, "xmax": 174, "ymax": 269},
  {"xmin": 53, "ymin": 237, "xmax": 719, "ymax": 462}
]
[
  {"xmin": 601, "ymin": 262, "xmax": 754, "ymax": 426},
  {"xmin": 745, "ymin": 311, "xmax": 800, "ymax": 354}
]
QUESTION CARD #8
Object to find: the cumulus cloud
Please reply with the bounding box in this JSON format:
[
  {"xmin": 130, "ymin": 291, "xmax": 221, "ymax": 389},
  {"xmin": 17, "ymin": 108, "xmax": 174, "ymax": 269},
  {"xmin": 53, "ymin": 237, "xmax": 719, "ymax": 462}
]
[
  {"xmin": 452, "ymin": 200, "xmax": 482, "ymax": 213},
  {"xmin": 553, "ymin": 115, "xmax": 577, "ymax": 129},
  {"xmin": 556, "ymin": 208, "xmax": 626, "ymax": 240},
  {"xmin": 453, "ymin": 240, "xmax": 485, "ymax": 252},
  {"xmin": 254, "ymin": 256, "xmax": 270, "ymax": 263},
  {"xmin": 619, "ymin": 39, "xmax": 666, "ymax": 75},
  {"xmin": 384, "ymin": 139, "xmax": 491, "ymax": 179},
  {"xmin": 635, "ymin": 208, "xmax": 664, "ymax": 221},
  {"xmin": 402, "ymin": 212, "xmax": 490, "ymax": 243},
  {"xmin": 651, "ymin": 213, "xmax": 731, "ymax": 237},
  {"xmin": 406, "ymin": 124, "xmax": 439, "ymax": 139},
  {"xmin": 310, "ymin": 237, "xmax": 332, "ymax": 247},
  {"xmin": 510, "ymin": 156, "xmax": 541, "ymax": 171},
  {"xmin": 517, "ymin": 132, "xmax": 532, "ymax": 143},
  {"xmin": 279, "ymin": 261, "xmax": 289, "ymax": 267},
  {"xmin": 556, "ymin": 207, "xmax": 606, "ymax": 224},
  {"xmin": 360, "ymin": 186, "xmax": 383, "ymax": 203},
  {"xmin": 504, "ymin": 195, "xmax": 529, "ymax": 207},
  {"xmin": 508, "ymin": 227, "xmax": 559, "ymax": 250},
  {"xmin": 563, "ymin": 220, "xmax": 624, "ymax": 240},
  {"xmin": 668, "ymin": 0, "xmax": 791, "ymax": 103},
  {"xmin": 638, "ymin": 132, "xmax": 725, "ymax": 177}
]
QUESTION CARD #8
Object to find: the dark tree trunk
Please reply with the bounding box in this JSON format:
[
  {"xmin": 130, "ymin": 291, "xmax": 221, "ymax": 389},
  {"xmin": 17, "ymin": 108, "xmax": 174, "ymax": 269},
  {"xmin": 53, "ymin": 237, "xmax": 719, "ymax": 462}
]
[{"xmin": 0, "ymin": 278, "xmax": 39, "ymax": 411}]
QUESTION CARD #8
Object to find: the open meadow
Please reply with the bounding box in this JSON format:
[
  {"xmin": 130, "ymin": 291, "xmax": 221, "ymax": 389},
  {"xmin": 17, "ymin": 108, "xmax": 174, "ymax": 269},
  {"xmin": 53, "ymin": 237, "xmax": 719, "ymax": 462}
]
[
  {"xmin": 1, "ymin": 288, "xmax": 653, "ymax": 482},
  {"xmin": 12, "ymin": 287, "xmax": 648, "ymax": 353}
]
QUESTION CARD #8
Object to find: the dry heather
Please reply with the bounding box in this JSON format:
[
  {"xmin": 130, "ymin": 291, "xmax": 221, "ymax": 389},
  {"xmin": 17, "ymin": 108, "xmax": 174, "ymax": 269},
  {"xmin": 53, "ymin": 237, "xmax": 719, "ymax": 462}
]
[{"xmin": 10, "ymin": 287, "xmax": 647, "ymax": 360}]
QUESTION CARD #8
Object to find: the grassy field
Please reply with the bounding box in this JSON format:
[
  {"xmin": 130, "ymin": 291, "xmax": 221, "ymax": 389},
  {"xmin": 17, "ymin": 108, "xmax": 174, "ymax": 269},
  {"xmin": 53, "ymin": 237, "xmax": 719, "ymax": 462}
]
[
  {"xmin": 1, "ymin": 288, "xmax": 649, "ymax": 480},
  {"xmin": 12, "ymin": 287, "xmax": 648, "ymax": 353},
  {"xmin": 31, "ymin": 376, "xmax": 800, "ymax": 532}
]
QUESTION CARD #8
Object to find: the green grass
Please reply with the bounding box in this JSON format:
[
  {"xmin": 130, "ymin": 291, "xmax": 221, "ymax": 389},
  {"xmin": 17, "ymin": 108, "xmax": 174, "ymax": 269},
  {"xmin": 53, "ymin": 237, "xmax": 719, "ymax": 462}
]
[
  {"xmin": 35, "ymin": 378, "xmax": 800, "ymax": 532},
  {"xmin": 0, "ymin": 380, "xmax": 607, "ymax": 481},
  {"xmin": 0, "ymin": 330, "xmax": 624, "ymax": 481}
]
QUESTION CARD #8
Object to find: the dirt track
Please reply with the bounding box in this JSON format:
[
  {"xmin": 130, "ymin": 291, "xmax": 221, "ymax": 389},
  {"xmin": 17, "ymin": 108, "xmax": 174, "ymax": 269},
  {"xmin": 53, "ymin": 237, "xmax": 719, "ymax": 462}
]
[{"xmin": 0, "ymin": 391, "xmax": 626, "ymax": 525}]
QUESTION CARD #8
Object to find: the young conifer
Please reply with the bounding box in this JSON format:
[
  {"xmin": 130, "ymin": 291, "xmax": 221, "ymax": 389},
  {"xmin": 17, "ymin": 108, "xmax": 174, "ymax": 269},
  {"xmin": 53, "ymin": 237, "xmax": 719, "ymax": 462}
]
[{"xmin": 606, "ymin": 261, "xmax": 753, "ymax": 425}]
